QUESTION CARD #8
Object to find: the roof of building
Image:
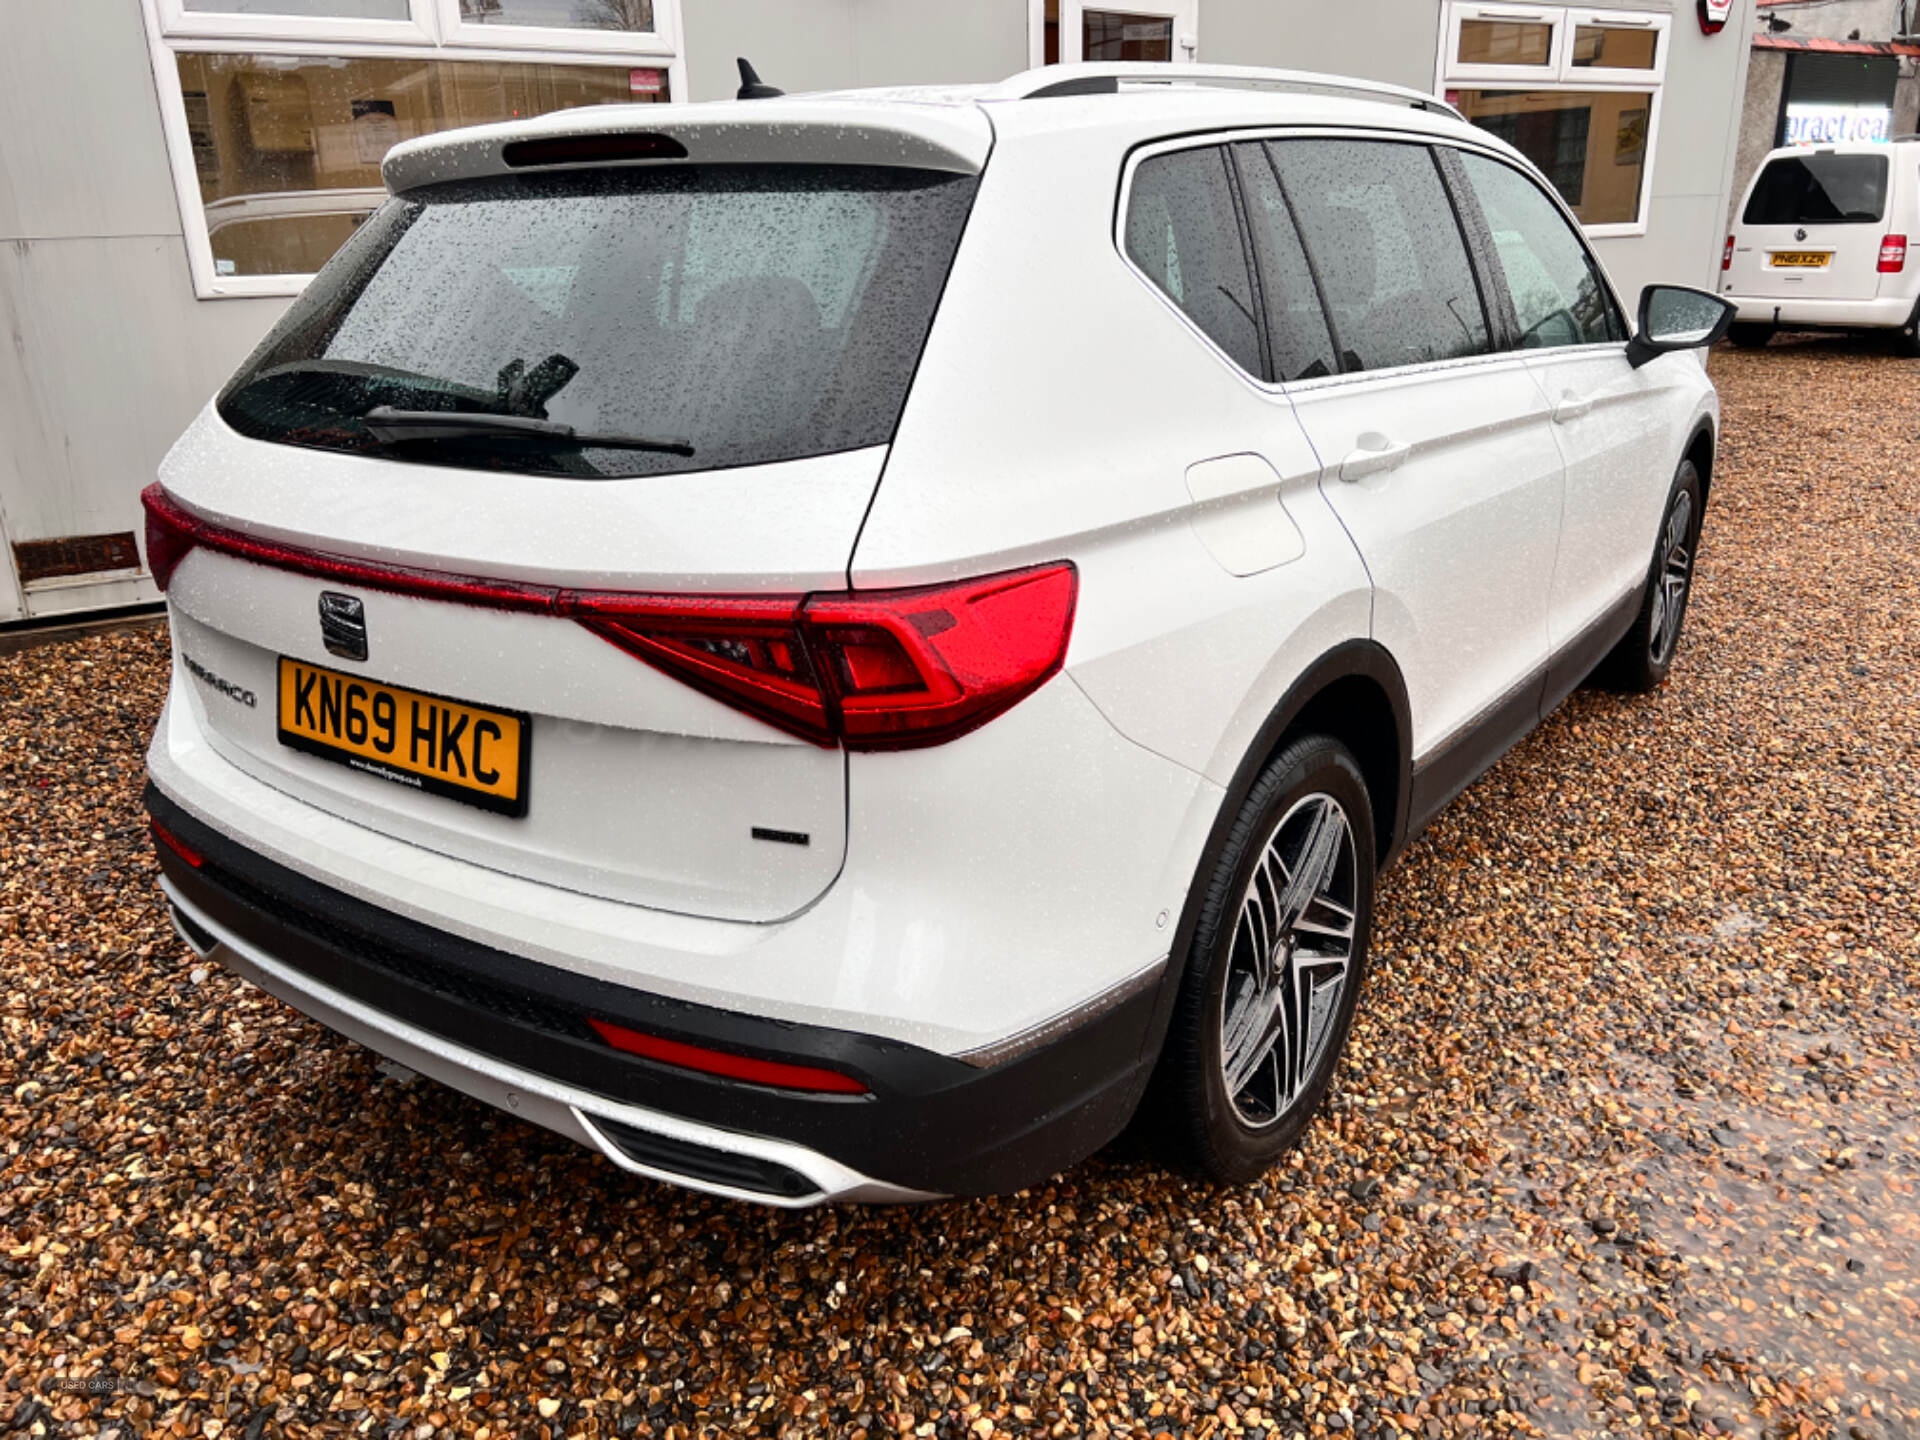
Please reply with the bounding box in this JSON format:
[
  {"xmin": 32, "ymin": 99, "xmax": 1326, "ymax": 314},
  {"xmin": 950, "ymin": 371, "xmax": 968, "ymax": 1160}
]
[{"xmin": 1751, "ymin": 32, "xmax": 1920, "ymax": 54}]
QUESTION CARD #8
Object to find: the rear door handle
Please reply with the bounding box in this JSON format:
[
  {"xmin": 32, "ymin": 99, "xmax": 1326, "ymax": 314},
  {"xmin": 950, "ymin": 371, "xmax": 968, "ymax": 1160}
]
[
  {"xmin": 1338, "ymin": 432, "xmax": 1412, "ymax": 481},
  {"xmin": 1552, "ymin": 393, "xmax": 1594, "ymax": 424}
]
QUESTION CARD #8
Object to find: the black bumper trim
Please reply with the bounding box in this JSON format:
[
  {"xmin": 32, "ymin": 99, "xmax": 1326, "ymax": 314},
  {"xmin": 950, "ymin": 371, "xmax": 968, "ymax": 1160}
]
[{"xmin": 144, "ymin": 783, "xmax": 1157, "ymax": 1195}]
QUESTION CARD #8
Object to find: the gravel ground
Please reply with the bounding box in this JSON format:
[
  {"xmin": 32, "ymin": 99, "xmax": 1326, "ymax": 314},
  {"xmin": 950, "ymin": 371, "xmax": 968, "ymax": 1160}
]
[{"xmin": 3, "ymin": 335, "xmax": 1917, "ymax": 1440}]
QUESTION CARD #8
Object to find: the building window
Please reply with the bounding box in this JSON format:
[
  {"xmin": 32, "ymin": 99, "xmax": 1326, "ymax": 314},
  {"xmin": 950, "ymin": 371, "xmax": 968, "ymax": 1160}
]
[
  {"xmin": 1030, "ymin": 1, "xmax": 1196, "ymax": 68},
  {"xmin": 1082, "ymin": 11, "xmax": 1173, "ymax": 62},
  {"xmin": 1439, "ymin": 4, "xmax": 1667, "ymax": 235},
  {"xmin": 143, "ymin": 0, "xmax": 684, "ymax": 298}
]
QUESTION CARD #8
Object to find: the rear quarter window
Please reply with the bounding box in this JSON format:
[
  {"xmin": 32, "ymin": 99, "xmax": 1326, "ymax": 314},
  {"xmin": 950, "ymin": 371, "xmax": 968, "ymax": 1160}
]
[
  {"xmin": 216, "ymin": 164, "xmax": 979, "ymax": 479},
  {"xmin": 1122, "ymin": 146, "xmax": 1265, "ymax": 377},
  {"xmin": 1743, "ymin": 153, "xmax": 1889, "ymax": 226}
]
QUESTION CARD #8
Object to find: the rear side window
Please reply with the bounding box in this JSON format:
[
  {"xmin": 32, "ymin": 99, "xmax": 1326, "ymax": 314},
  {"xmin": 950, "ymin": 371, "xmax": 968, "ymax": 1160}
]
[
  {"xmin": 217, "ymin": 165, "xmax": 979, "ymax": 479},
  {"xmin": 1268, "ymin": 139, "xmax": 1490, "ymax": 373},
  {"xmin": 1743, "ymin": 153, "xmax": 1890, "ymax": 226},
  {"xmin": 1123, "ymin": 147, "xmax": 1264, "ymax": 377},
  {"xmin": 1457, "ymin": 150, "xmax": 1624, "ymax": 348},
  {"xmin": 1231, "ymin": 144, "xmax": 1340, "ymax": 383}
]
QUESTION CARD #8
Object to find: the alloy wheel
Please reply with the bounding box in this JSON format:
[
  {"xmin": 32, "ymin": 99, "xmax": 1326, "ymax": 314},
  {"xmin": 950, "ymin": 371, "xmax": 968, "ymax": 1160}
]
[
  {"xmin": 1217, "ymin": 793, "xmax": 1359, "ymax": 1129},
  {"xmin": 1648, "ymin": 490, "xmax": 1695, "ymax": 665}
]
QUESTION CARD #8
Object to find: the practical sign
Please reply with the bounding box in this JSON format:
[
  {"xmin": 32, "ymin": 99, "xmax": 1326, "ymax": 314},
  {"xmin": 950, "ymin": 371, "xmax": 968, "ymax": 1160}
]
[{"xmin": 1785, "ymin": 104, "xmax": 1893, "ymax": 146}]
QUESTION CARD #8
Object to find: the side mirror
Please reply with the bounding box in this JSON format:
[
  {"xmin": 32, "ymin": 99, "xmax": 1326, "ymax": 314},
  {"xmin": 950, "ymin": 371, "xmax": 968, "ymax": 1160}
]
[{"xmin": 1626, "ymin": 284, "xmax": 1737, "ymax": 368}]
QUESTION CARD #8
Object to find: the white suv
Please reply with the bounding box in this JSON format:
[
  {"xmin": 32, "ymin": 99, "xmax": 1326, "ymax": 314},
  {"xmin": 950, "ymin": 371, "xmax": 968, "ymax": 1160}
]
[
  {"xmin": 143, "ymin": 63, "xmax": 1733, "ymax": 1205},
  {"xmin": 1721, "ymin": 138, "xmax": 1920, "ymax": 353}
]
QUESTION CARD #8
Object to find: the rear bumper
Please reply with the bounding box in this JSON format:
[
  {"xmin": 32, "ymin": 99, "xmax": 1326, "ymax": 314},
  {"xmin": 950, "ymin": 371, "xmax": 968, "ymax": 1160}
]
[
  {"xmin": 1724, "ymin": 293, "xmax": 1916, "ymax": 328},
  {"xmin": 148, "ymin": 785, "xmax": 1162, "ymax": 1203}
]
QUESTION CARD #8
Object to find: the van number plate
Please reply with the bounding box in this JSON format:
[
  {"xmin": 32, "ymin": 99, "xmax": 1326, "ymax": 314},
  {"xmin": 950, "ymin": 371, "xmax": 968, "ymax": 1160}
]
[
  {"xmin": 277, "ymin": 657, "xmax": 530, "ymax": 817},
  {"xmin": 1769, "ymin": 251, "xmax": 1831, "ymax": 268}
]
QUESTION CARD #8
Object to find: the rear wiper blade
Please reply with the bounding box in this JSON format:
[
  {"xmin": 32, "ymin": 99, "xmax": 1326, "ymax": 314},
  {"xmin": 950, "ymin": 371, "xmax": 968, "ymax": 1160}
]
[{"xmin": 361, "ymin": 407, "xmax": 694, "ymax": 458}]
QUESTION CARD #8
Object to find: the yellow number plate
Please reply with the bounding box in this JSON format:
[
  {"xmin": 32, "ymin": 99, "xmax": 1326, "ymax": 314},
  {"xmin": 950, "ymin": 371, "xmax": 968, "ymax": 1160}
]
[
  {"xmin": 277, "ymin": 657, "xmax": 529, "ymax": 816},
  {"xmin": 1769, "ymin": 251, "xmax": 1831, "ymax": 268}
]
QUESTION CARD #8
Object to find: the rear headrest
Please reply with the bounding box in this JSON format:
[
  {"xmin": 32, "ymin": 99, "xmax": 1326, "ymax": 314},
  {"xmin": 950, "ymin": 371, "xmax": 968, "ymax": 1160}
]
[
  {"xmin": 1317, "ymin": 206, "xmax": 1377, "ymax": 308},
  {"xmin": 694, "ymin": 275, "xmax": 822, "ymax": 335}
]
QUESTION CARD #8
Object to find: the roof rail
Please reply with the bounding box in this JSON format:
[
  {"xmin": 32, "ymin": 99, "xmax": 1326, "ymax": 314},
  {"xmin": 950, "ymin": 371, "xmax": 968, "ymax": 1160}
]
[{"xmin": 983, "ymin": 62, "xmax": 1466, "ymax": 122}]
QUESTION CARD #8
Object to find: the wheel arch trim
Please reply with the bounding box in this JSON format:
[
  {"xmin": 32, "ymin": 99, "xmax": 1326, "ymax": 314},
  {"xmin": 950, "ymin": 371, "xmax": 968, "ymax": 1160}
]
[
  {"xmin": 1135, "ymin": 638, "xmax": 1411, "ymax": 1068},
  {"xmin": 1683, "ymin": 414, "xmax": 1717, "ymax": 505}
]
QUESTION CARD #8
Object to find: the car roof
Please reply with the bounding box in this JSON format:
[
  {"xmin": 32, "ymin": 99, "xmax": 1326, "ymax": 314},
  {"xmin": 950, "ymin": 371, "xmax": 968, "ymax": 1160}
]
[{"xmin": 382, "ymin": 63, "xmax": 1526, "ymax": 195}]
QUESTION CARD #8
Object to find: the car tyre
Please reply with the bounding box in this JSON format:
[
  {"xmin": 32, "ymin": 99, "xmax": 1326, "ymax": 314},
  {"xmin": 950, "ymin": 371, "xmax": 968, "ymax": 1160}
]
[
  {"xmin": 1154, "ymin": 734, "xmax": 1375, "ymax": 1184},
  {"xmin": 1725, "ymin": 322, "xmax": 1775, "ymax": 349},
  {"xmin": 1596, "ymin": 459, "xmax": 1704, "ymax": 694},
  {"xmin": 1894, "ymin": 303, "xmax": 1920, "ymax": 358}
]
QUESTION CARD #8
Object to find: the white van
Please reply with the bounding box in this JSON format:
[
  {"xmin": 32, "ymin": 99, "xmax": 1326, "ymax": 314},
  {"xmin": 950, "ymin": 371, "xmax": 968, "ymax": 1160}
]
[{"xmin": 1721, "ymin": 138, "xmax": 1920, "ymax": 353}]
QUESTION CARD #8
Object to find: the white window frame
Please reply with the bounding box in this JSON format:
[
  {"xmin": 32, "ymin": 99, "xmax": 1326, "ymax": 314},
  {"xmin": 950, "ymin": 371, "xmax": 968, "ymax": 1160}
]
[
  {"xmin": 1562, "ymin": 8, "xmax": 1670, "ymax": 83},
  {"xmin": 141, "ymin": 0, "xmax": 687, "ymax": 300},
  {"xmin": 154, "ymin": 0, "xmax": 438, "ymax": 47},
  {"xmin": 432, "ymin": 0, "xmax": 681, "ymax": 58},
  {"xmin": 1444, "ymin": 2, "xmax": 1564, "ymax": 85},
  {"xmin": 1438, "ymin": 2, "xmax": 1669, "ymax": 239}
]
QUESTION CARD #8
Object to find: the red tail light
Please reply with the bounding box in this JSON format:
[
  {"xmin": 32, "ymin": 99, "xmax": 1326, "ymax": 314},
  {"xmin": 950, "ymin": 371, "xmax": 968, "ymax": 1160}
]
[
  {"xmin": 587, "ymin": 1018, "xmax": 869, "ymax": 1094},
  {"xmin": 142, "ymin": 484, "xmax": 199, "ymax": 591},
  {"xmin": 151, "ymin": 818, "xmax": 204, "ymax": 869},
  {"xmin": 572, "ymin": 594, "xmax": 829, "ymax": 741},
  {"xmin": 579, "ymin": 563, "xmax": 1078, "ymax": 750},
  {"xmin": 1879, "ymin": 234, "xmax": 1907, "ymax": 273},
  {"xmin": 138, "ymin": 482, "xmax": 1075, "ymax": 748},
  {"xmin": 140, "ymin": 482, "xmax": 555, "ymax": 609},
  {"xmin": 806, "ymin": 566, "xmax": 1078, "ymax": 746},
  {"xmin": 1722, "ymin": 235, "xmax": 1735, "ymax": 271}
]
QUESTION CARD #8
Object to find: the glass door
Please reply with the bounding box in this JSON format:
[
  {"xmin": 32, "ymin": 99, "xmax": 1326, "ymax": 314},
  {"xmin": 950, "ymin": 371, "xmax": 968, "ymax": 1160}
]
[{"xmin": 1036, "ymin": 0, "xmax": 1197, "ymax": 66}]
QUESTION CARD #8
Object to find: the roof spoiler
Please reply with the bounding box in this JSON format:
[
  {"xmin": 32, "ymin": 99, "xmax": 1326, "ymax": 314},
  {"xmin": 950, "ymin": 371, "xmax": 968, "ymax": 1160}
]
[{"xmin": 381, "ymin": 104, "xmax": 991, "ymax": 192}]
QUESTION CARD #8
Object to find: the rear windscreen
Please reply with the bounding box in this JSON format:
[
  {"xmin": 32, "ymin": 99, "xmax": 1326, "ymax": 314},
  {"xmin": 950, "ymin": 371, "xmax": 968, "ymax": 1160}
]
[
  {"xmin": 1742, "ymin": 153, "xmax": 1889, "ymax": 226},
  {"xmin": 217, "ymin": 164, "xmax": 978, "ymax": 479}
]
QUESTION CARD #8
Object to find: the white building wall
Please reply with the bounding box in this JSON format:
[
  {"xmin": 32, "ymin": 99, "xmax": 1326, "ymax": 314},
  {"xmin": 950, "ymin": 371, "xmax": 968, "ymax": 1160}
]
[
  {"xmin": 0, "ymin": 0, "xmax": 289, "ymax": 622},
  {"xmin": 1592, "ymin": 0, "xmax": 1756, "ymax": 303},
  {"xmin": 1197, "ymin": 0, "xmax": 1441, "ymax": 89},
  {"xmin": 681, "ymin": 0, "xmax": 1028, "ymax": 99},
  {"xmin": 0, "ymin": 0, "xmax": 1755, "ymax": 623}
]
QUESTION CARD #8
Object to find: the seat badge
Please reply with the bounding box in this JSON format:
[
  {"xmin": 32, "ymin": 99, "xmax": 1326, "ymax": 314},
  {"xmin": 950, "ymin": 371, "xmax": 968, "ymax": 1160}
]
[{"xmin": 319, "ymin": 591, "xmax": 369, "ymax": 662}]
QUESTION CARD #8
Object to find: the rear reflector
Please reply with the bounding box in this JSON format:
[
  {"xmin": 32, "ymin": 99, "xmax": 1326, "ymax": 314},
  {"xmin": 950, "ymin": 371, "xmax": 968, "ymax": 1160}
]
[
  {"xmin": 140, "ymin": 482, "xmax": 1076, "ymax": 748},
  {"xmin": 587, "ymin": 1018, "xmax": 869, "ymax": 1095},
  {"xmin": 1879, "ymin": 234, "xmax": 1907, "ymax": 273},
  {"xmin": 1722, "ymin": 235, "xmax": 1735, "ymax": 271},
  {"xmin": 151, "ymin": 818, "xmax": 204, "ymax": 869}
]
